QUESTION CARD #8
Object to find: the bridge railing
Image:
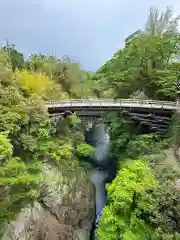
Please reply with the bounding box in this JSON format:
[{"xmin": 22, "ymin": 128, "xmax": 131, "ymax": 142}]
[{"xmin": 46, "ymin": 99, "xmax": 177, "ymax": 107}]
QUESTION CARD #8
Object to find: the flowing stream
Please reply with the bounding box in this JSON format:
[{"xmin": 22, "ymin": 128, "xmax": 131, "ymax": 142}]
[{"xmin": 85, "ymin": 121, "xmax": 116, "ymax": 238}]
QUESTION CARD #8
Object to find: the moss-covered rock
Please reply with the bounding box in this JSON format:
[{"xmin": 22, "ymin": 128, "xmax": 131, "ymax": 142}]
[{"xmin": 2, "ymin": 162, "xmax": 95, "ymax": 240}]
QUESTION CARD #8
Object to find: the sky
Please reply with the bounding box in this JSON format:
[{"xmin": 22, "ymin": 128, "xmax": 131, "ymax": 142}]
[{"xmin": 0, "ymin": 0, "xmax": 180, "ymax": 71}]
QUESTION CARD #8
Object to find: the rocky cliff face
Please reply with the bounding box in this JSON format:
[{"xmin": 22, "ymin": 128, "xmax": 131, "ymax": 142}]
[{"xmin": 2, "ymin": 162, "xmax": 95, "ymax": 240}]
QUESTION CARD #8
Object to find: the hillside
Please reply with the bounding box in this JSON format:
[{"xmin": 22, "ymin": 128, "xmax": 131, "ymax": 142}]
[{"xmin": 1, "ymin": 5, "xmax": 180, "ymax": 240}]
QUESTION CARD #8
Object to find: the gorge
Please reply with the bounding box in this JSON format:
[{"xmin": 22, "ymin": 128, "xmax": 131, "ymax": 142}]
[
  {"xmin": 85, "ymin": 121, "xmax": 115, "ymax": 238},
  {"xmin": 2, "ymin": 5, "xmax": 180, "ymax": 240}
]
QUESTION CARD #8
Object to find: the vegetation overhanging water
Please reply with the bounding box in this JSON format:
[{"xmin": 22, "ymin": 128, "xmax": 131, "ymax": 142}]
[{"xmin": 2, "ymin": 5, "xmax": 180, "ymax": 240}]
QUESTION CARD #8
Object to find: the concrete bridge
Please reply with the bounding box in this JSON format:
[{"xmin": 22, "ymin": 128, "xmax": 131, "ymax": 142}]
[{"xmin": 46, "ymin": 99, "xmax": 178, "ymax": 132}]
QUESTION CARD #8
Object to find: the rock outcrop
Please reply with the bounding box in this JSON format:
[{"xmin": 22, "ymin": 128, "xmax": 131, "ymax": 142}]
[{"xmin": 2, "ymin": 161, "xmax": 95, "ymax": 240}]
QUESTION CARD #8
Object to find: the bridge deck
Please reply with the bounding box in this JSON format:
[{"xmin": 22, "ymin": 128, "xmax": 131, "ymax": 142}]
[
  {"xmin": 46, "ymin": 99, "xmax": 178, "ymax": 112},
  {"xmin": 47, "ymin": 99, "xmax": 176, "ymax": 133}
]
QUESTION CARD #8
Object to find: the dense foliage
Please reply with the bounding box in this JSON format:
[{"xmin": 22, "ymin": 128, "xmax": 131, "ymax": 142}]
[
  {"xmin": 96, "ymin": 6, "xmax": 180, "ymax": 240},
  {"xmin": 1, "ymin": 5, "xmax": 180, "ymax": 240},
  {"xmin": 94, "ymin": 7, "xmax": 180, "ymax": 100},
  {"xmin": 0, "ymin": 48, "xmax": 94, "ymax": 232},
  {"xmin": 0, "ymin": 132, "xmax": 41, "ymax": 225},
  {"xmin": 97, "ymin": 159, "xmax": 180, "ymax": 240}
]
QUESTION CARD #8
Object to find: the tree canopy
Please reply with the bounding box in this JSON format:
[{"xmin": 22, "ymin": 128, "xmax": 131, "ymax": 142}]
[
  {"xmin": 1, "ymin": 5, "xmax": 180, "ymax": 240},
  {"xmin": 94, "ymin": 6, "xmax": 180, "ymax": 101},
  {"xmin": 0, "ymin": 47, "xmax": 94, "ymax": 233},
  {"xmin": 96, "ymin": 6, "xmax": 180, "ymax": 240}
]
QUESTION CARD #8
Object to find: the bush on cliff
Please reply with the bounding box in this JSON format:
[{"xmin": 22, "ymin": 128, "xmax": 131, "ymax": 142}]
[{"xmin": 0, "ymin": 47, "xmax": 94, "ymax": 233}]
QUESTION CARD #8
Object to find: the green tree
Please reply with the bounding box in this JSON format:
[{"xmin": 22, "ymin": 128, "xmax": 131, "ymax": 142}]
[
  {"xmin": 95, "ymin": 6, "xmax": 180, "ymax": 240},
  {"xmin": 96, "ymin": 7, "xmax": 180, "ymax": 101},
  {"xmin": 97, "ymin": 159, "xmax": 158, "ymax": 240},
  {"xmin": 26, "ymin": 53, "xmax": 94, "ymax": 99},
  {"xmin": 0, "ymin": 45, "xmax": 94, "ymax": 232},
  {"xmin": 97, "ymin": 160, "xmax": 180, "ymax": 240},
  {"xmin": 104, "ymin": 113, "xmax": 138, "ymax": 159},
  {"xmin": 126, "ymin": 134, "xmax": 168, "ymax": 159},
  {"xmin": 0, "ymin": 132, "xmax": 41, "ymax": 230},
  {"xmin": 3, "ymin": 44, "xmax": 25, "ymax": 71}
]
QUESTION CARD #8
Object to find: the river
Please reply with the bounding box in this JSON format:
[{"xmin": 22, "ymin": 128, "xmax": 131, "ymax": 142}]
[{"xmin": 85, "ymin": 122, "xmax": 116, "ymax": 237}]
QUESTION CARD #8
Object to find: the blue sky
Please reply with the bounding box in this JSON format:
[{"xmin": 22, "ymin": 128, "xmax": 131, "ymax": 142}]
[{"xmin": 0, "ymin": 0, "xmax": 179, "ymax": 71}]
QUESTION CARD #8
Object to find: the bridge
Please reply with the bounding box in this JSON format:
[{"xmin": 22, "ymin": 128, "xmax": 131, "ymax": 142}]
[{"xmin": 46, "ymin": 99, "xmax": 179, "ymax": 132}]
